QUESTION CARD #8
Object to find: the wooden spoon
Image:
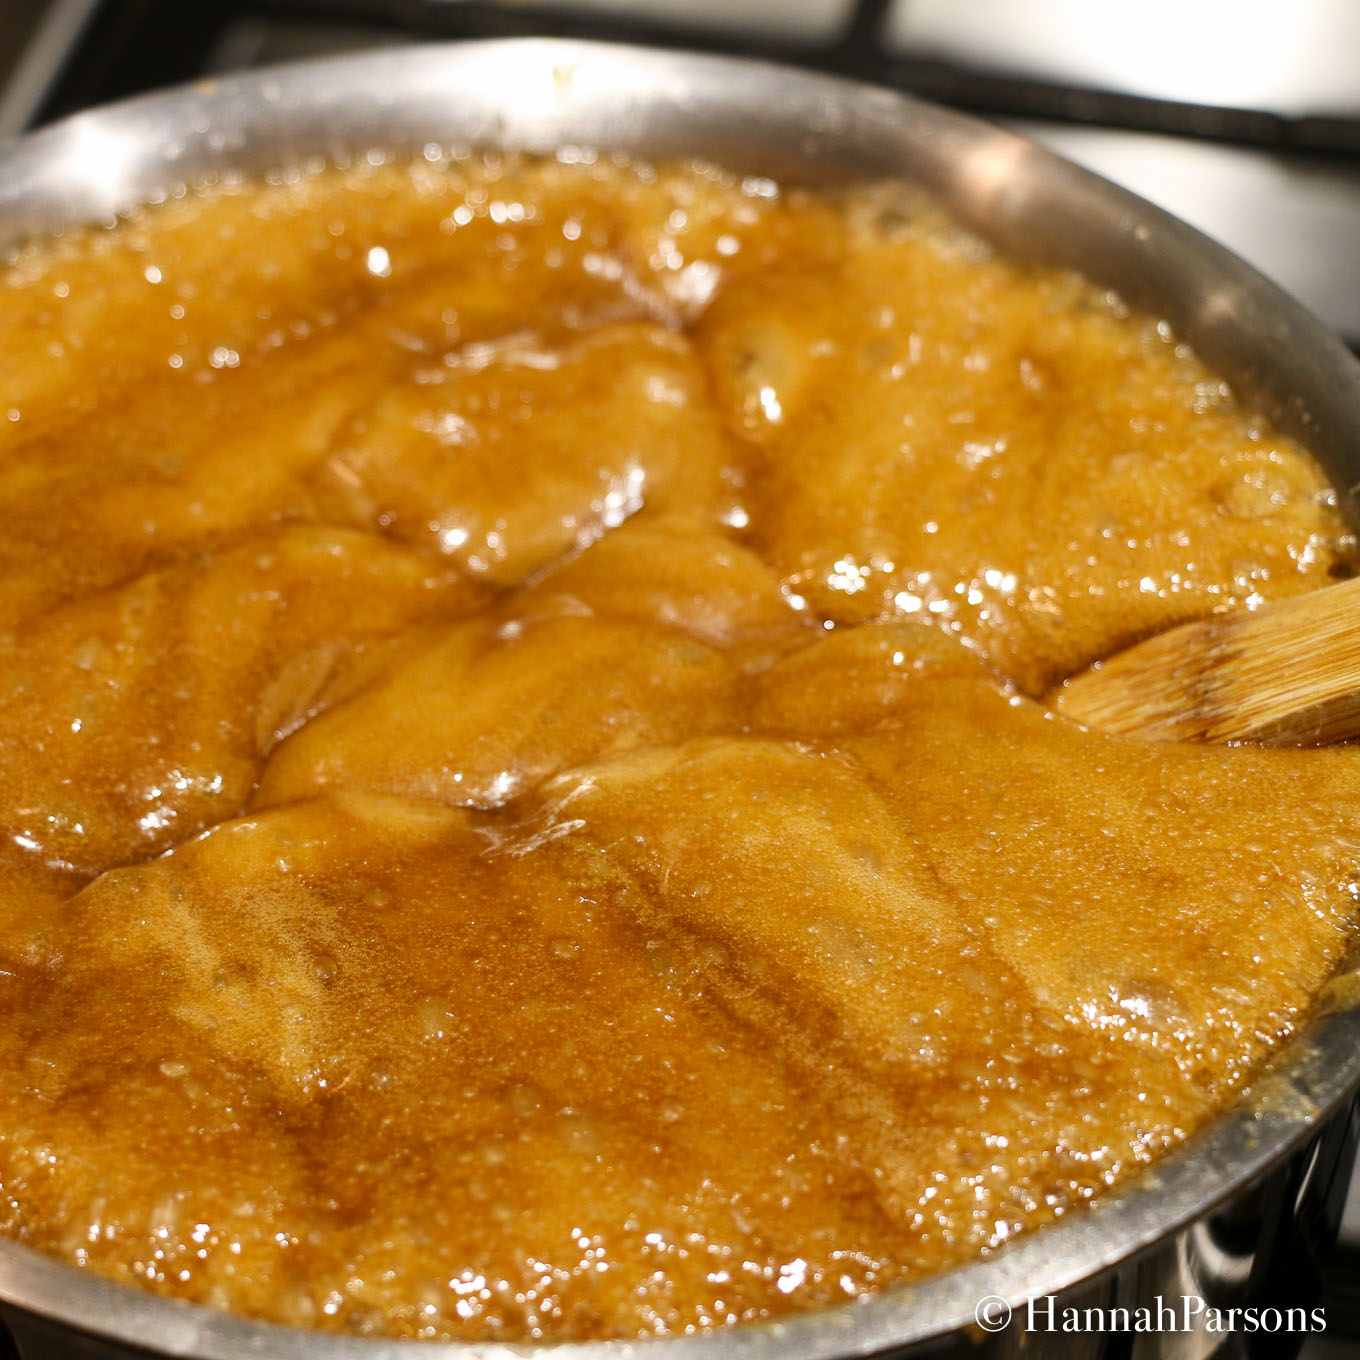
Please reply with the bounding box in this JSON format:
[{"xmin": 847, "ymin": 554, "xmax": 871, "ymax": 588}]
[{"xmin": 1052, "ymin": 576, "xmax": 1360, "ymax": 745}]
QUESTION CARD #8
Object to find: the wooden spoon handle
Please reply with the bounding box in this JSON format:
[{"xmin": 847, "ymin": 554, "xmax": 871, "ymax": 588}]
[{"xmin": 1052, "ymin": 575, "xmax": 1360, "ymax": 745}]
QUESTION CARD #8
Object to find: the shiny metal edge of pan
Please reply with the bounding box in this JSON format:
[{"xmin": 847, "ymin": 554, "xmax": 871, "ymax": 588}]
[{"xmin": 0, "ymin": 37, "xmax": 1358, "ymax": 1360}]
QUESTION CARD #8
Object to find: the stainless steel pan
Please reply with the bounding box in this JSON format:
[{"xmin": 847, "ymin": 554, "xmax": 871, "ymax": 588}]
[{"xmin": 1, "ymin": 39, "xmax": 1358, "ymax": 1360}]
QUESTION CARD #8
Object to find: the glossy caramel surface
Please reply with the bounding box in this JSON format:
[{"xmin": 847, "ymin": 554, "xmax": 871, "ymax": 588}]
[{"xmin": 0, "ymin": 153, "xmax": 1357, "ymax": 1342}]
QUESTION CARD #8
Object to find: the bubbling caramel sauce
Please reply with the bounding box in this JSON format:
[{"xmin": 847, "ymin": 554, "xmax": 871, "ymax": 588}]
[{"xmin": 0, "ymin": 151, "xmax": 1357, "ymax": 1342}]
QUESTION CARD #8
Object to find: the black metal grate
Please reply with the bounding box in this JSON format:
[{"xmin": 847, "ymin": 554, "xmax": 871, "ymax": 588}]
[{"xmin": 32, "ymin": 0, "xmax": 1360, "ymax": 155}]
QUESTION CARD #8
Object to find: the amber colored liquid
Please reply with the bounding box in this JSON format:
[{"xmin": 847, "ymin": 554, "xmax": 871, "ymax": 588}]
[{"xmin": 0, "ymin": 153, "xmax": 1355, "ymax": 1341}]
